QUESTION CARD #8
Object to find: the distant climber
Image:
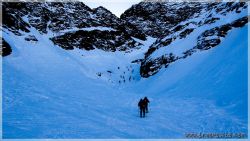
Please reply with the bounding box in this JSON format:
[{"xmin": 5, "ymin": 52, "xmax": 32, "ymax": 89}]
[
  {"xmin": 143, "ymin": 97, "xmax": 150, "ymax": 113},
  {"xmin": 138, "ymin": 98, "xmax": 146, "ymax": 118}
]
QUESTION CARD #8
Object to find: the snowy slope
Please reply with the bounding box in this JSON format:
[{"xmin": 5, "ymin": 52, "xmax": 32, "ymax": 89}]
[
  {"xmin": 2, "ymin": 1, "xmax": 248, "ymax": 139},
  {"xmin": 3, "ymin": 22, "xmax": 248, "ymax": 139},
  {"xmin": 2, "ymin": 25, "xmax": 156, "ymax": 138}
]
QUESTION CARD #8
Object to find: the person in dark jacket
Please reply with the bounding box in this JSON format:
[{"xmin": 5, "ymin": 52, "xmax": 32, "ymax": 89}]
[
  {"xmin": 138, "ymin": 98, "xmax": 146, "ymax": 118},
  {"xmin": 143, "ymin": 97, "xmax": 150, "ymax": 113}
]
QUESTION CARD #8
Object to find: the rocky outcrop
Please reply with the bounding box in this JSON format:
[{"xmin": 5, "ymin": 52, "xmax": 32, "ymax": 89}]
[
  {"xmin": 196, "ymin": 16, "xmax": 248, "ymax": 50},
  {"xmin": 140, "ymin": 53, "xmax": 177, "ymax": 78},
  {"xmin": 121, "ymin": 2, "xmax": 204, "ymax": 38},
  {"xmin": 2, "ymin": 2, "xmax": 146, "ymax": 53},
  {"xmin": 139, "ymin": 15, "xmax": 248, "ymax": 78},
  {"xmin": 1, "ymin": 38, "xmax": 12, "ymax": 57},
  {"xmin": 51, "ymin": 30, "xmax": 142, "ymax": 51}
]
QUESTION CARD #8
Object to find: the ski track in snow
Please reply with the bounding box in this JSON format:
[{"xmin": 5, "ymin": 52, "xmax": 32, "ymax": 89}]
[{"xmin": 2, "ymin": 15, "xmax": 248, "ymax": 139}]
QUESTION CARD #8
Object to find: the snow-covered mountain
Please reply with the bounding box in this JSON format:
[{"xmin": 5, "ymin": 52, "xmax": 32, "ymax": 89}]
[
  {"xmin": 121, "ymin": 1, "xmax": 248, "ymax": 77},
  {"xmin": 3, "ymin": 2, "xmax": 146, "ymax": 52},
  {"xmin": 2, "ymin": 1, "xmax": 248, "ymax": 139},
  {"xmin": 121, "ymin": 2, "xmax": 247, "ymax": 37}
]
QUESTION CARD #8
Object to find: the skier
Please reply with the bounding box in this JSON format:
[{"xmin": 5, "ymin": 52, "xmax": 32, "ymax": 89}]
[
  {"xmin": 138, "ymin": 98, "xmax": 146, "ymax": 118},
  {"xmin": 143, "ymin": 97, "xmax": 150, "ymax": 113}
]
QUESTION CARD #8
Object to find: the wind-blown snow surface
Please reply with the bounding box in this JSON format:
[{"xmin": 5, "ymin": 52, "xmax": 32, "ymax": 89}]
[{"xmin": 3, "ymin": 24, "xmax": 248, "ymax": 139}]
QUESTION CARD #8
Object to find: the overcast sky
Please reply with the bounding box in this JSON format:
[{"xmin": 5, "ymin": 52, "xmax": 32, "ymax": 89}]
[{"xmin": 81, "ymin": 0, "xmax": 142, "ymax": 17}]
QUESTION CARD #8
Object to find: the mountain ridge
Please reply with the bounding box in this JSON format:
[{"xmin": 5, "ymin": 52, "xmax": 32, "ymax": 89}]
[
  {"xmin": 2, "ymin": 1, "xmax": 249, "ymax": 79},
  {"xmin": 2, "ymin": 1, "xmax": 248, "ymax": 138}
]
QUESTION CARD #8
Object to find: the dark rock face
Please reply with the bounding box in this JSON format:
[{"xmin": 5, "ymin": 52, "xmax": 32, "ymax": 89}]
[
  {"xmin": 139, "ymin": 14, "xmax": 248, "ymax": 78},
  {"xmin": 197, "ymin": 38, "xmax": 221, "ymax": 50},
  {"xmin": 121, "ymin": 2, "xmax": 203, "ymax": 38},
  {"xmin": 140, "ymin": 53, "xmax": 177, "ymax": 78},
  {"xmin": 144, "ymin": 47, "xmax": 157, "ymax": 58},
  {"xmin": 179, "ymin": 28, "xmax": 194, "ymax": 39},
  {"xmin": 51, "ymin": 30, "xmax": 142, "ymax": 51},
  {"xmin": 129, "ymin": 2, "xmax": 248, "ymax": 78},
  {"xmin": 204, "ymin": 17, "xmax": 220, "ymax": 24},
  {"xmin": 3, "ymin": 3, "xmax": 31, "ymax": 36},
  {"xmin": 2, "ymin": 2, "xmax": 117, "ymax": 34},
  {"xmin": 173, "ymin": 24, "xmax": 187, "ymax": 32},
  {"xmin": 231, "ymin": 16, "xmax": 248, "ymax": 28},
  {"xmin": 2, "ymin": 2, "xmax": 146, "ymax": 52},
  {"xmin": 92, "ymin": 6, "xmax": 121, "ymax": 29},
  {"xmin": 197, "ymin": 16, "xmax": 248, "ymax": 50},
  {"xmin": 117, "ymin": 21, "xmax": 146, "ymax": 41},
  {"xmin": 1, "ymin": 38, "xmax": 12, "ymax": 57},
  {"xmin": 25, "ymin": 35, "xmax": 38, "ymax": 42},
  {"xmin": 182, "ymin": 49, "xmax": 197, "ymax": 59},
  {"xmin": 121, "ymin": 2, "xmax": 248, "ymax": 39}
]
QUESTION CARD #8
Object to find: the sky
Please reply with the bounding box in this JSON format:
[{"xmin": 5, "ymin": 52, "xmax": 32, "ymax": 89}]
[{"xmin": 81, "ymin": 0, "xmax": 142, "ymax": 17}]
